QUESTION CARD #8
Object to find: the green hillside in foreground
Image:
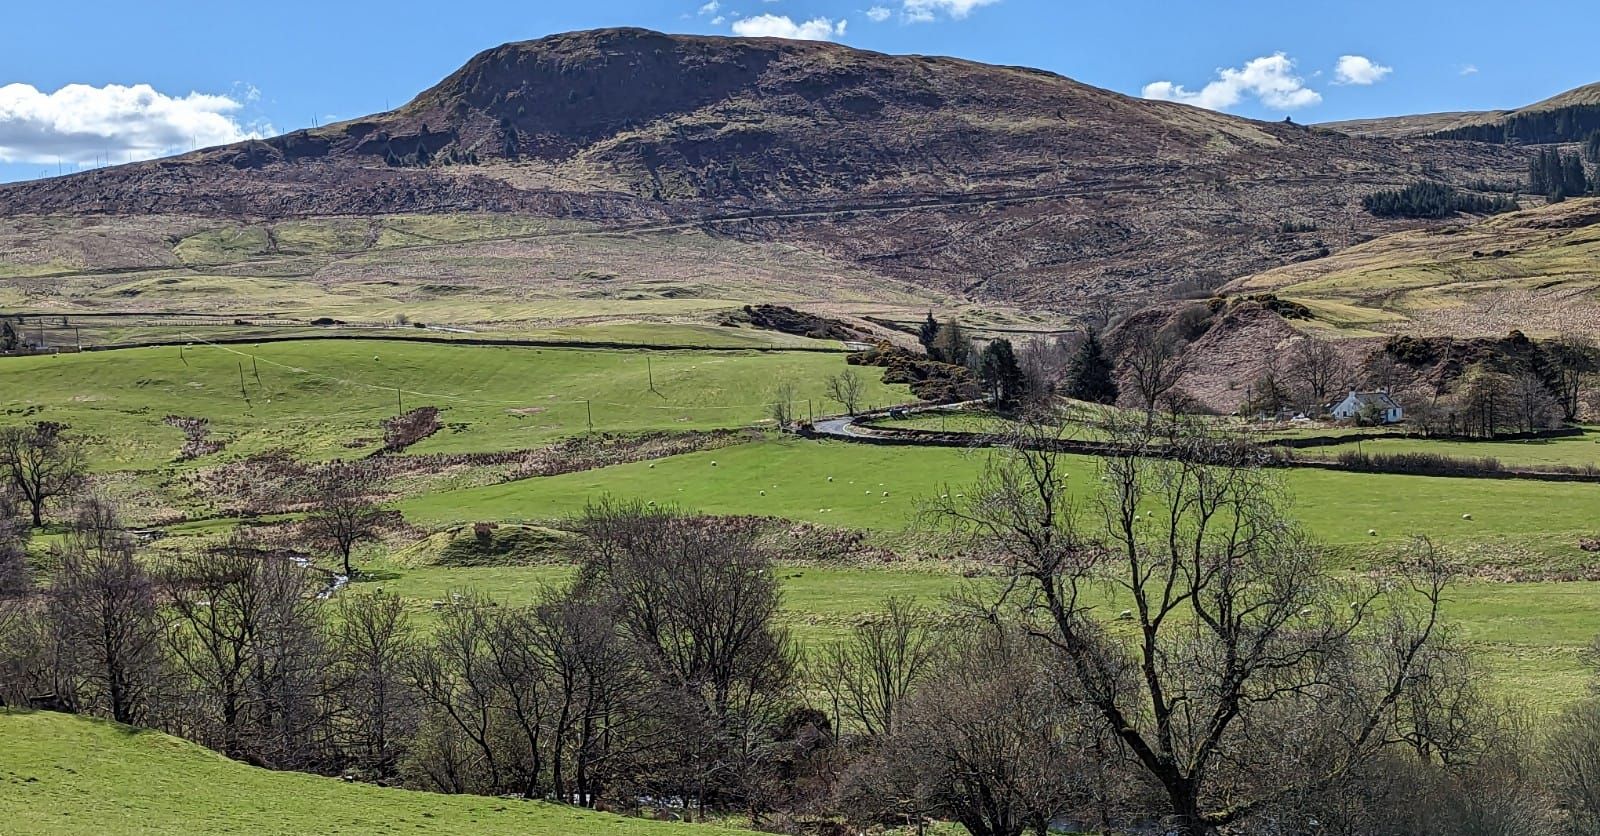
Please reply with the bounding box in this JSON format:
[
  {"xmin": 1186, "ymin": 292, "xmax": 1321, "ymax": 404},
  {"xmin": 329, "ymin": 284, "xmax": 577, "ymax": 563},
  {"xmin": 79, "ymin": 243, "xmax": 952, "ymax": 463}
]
[{"xmin": 0, "ymin": 711, "xmax": 749, "ymax": 836}]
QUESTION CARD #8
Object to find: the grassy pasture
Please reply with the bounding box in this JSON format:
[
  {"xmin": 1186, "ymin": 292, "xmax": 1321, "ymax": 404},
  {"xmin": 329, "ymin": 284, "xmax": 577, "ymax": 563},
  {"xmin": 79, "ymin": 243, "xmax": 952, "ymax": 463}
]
[
  {"xmin": 0, "ymin": 710, "xmax": 753, "ymax": 836},
  {"xmin": 1301, "ymin": 428, "xmax": 1600, "ymax": 470},
  {"xmin": 402, "ymin": 437, "xmax": 1597, "ymax": 549},
  {"xmin": 0, "ymin": 340, "xmax": 909, "ymax": 470}
]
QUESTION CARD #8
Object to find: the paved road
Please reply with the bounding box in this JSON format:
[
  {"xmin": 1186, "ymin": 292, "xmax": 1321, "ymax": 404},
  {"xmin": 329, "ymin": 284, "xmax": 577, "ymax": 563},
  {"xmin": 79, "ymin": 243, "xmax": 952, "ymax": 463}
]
[{"xmin": 809, "ymin": 401, "xmax": 985, "ymax": 441}]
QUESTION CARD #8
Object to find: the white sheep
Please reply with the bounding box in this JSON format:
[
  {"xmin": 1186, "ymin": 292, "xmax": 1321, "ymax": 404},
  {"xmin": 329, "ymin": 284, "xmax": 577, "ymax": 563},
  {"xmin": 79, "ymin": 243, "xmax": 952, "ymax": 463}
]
[
  {"xmin": 1462, "ymin": 513, "xmax": 1473, "ymax": 520},
  {"xmin": 1367, "ymin": 529, "xmax": 1377, "ymax": 537},
  {"xmin": 1118, "ymin": 609, "xmax": 1134, "ymax": 620},
  {"xmin": 710, "ymin": 460, "xmax": 718, "ymax": 467},
  {"xmin": 759, "ymin": 490, "xmax": 766, "ymax": 496}
]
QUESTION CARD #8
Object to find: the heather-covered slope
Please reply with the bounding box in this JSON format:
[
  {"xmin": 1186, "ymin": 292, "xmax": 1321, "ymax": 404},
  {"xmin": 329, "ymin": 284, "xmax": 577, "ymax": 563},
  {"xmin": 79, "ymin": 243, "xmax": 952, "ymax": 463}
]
[{"xmin": 0, "ymin": 29, "xmax": 1532, "ymax": 306}]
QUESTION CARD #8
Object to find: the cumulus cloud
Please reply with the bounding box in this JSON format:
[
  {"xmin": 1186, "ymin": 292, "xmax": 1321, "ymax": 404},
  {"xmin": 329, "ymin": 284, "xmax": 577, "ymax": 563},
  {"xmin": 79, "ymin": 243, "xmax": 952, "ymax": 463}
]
[
  {"xmin": 902, "ymin": 0, "xmax": 1000, "ymax": 22},
  {"xmin": 1333, "ymin": 55, "xmax": 1392, "ymax": 85},
  {"xmin": 0, "ymin": 82, "xmax": 268, "ymax": 165},
  {"xmin": 1460, "ymin": 64, "xmax": 1479, "ymax": 76},
  {"xmin": 732, "ymin": 14, "xmax": 848, "ymax": 40},
  {"xmin": 697, "ymin": 1, "xmax": 719, "ymax": 14},
  {"xmin": 866, "ymin": 6, "xmax": 892, "ymax": 22},
  {"xmin": 1142, "ymin": 53, "xmax": 1322, "ymax": 111}
]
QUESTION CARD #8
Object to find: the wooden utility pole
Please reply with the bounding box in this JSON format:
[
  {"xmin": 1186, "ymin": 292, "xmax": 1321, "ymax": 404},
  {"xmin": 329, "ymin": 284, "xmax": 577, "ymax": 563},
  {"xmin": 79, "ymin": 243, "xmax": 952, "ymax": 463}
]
[
  {"xmin": 585, "ymin": 399, "xmax": 594, "ymax": 432},
  {"xmin": 238, "ymin": 362, "xmax": 248, "ymax": 400},
  {"xmin": 396, "ymin": 386, "xmax": 403, "ymax": 415}
]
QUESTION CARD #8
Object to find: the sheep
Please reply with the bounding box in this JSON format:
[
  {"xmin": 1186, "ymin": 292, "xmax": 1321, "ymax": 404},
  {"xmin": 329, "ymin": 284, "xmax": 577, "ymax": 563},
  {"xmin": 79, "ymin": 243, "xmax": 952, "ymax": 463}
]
[
  {"xmin": 882, "ymin": 491, "xmax": 890, "ymax": 497},
  {"xmin": 827, "ymin": 476, "xmax": 834, "ymax": 482},
  {"xmin": 759, "ymin": 490, "xmax": 766, "ymax": 497},
  {"xmin": 1118, "ymin": 609, "xmax": 1134, "ymax": 620},
  {"xmin": 710, "ymin": 460, "xmax": 718, "ymax": 467},
  {"xmin": 1367, "ymin": 529, "xmax": 1377, "ymax": 537},
  {"xmin": 1462, "ymin": 513, "xmax": 1473, "ymax": 521}
]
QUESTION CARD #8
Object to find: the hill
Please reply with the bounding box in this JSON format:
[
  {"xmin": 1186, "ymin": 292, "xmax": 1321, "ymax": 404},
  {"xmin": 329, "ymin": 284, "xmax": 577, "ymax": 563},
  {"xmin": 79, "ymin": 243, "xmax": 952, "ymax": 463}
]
[
  {"xmin": 1227, "ymin": 197, "xmax": 1600, "ymax": 337},
  {"xmin": 0, "ymin": 28, "xmax": 1531, "ymax": 308},
  {"xmin": 0, "ymin": 710, "xmax": 750, "ymax": 835},
  {"xmin": 1323, "ymin": 80, "xmax": 1600, "ymax": 142}
]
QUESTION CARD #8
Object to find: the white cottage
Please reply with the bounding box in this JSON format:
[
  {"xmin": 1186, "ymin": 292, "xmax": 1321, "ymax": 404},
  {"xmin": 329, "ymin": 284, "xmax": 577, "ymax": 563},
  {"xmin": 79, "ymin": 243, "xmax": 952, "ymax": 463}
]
[{"xmin": 1330, "ymin": 390, "xmax": 1402, "ymax": 424}]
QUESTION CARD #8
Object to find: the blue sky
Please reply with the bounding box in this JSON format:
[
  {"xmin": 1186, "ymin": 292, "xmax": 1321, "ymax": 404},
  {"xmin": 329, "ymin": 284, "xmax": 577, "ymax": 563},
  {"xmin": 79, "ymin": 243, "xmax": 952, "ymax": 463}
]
[{"xmin": 1, "ymin": 0, "xmax": 1595, "ymax": 183}]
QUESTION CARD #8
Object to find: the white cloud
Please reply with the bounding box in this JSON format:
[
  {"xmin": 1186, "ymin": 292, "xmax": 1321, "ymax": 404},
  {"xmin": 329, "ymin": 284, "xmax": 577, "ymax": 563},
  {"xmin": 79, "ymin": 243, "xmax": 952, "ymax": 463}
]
[
  {"xmin": 866, "ymin": 6, "xmax": 892, "ymax": 22},
  {"xmin": 711, "ymin": 14, "xmax": 725, "ymax": 24},
  {"xmin": 698, "ymin": 0, "xmax": 720, "ymax": 14},
  {"xmin": 1141, "ymin": 53, "xmax": 1322, "ymax": 112},
  {"xmin": 0, "ymin": 82, "xmax": 269, "ymax": 165},
  {"xmin": 1333, "ymin": 55, "xmax": 1392, "ymax": 85},
  {"xmin": 1460, "ymin": 64, "xmax": 1479, "ymax": 76},
  {"xmin": 731, "ymin": 14, "xmax": 848, "ymax": 40},
  {"xmin": 901, "ymin": 0, "xmax": 1000, "ymax": 22}
]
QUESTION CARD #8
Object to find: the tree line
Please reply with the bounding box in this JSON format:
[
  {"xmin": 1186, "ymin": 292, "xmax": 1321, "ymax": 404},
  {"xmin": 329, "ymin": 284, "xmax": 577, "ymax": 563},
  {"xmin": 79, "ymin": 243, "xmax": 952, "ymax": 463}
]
[
  {"xmin": 1361, "ymin": 181, "xmax": 1519, "ymax": 219},
  {"xmin": 1430, "ymin": 105, "xmax": 1600, "ymax": 145}
]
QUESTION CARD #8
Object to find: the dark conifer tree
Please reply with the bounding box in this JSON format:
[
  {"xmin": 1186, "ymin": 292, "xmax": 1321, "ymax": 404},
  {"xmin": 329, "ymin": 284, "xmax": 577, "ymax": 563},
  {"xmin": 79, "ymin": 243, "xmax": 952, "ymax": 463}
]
[
  {"xmin": 918, "ymin": 312, "xmax": 940, "ymax": 353},
  {"xmin": 978, "ymin": 339, "xmax": 1027, "ymax": 404},
  {"xmin": 1065, "ymin": 330, "xmax": 1119, "ymax": 405}
]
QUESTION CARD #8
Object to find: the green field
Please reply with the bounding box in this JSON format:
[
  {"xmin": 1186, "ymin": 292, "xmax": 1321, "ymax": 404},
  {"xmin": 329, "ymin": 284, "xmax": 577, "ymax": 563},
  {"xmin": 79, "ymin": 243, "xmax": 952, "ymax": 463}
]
[
  {"xmin": 401, "ymin": 436, "xmax": 1596, "ymax": 548},
  {"xmin": 1301, "ymin": 429, "xmax": 1600, "ymax": 470},
  {"xmin": 0, "ymin": 711, "xmax": 752, "ymax": 836},
  {"xmin": 0, "ymin": 340, "xmax": 910, "ymax": 470}
]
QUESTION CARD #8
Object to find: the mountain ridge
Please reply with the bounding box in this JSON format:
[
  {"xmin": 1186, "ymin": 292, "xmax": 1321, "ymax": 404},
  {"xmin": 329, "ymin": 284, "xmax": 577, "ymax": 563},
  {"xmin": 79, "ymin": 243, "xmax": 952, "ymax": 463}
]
[{"xmin": 0, "ymin": 28, "xmax": 1533, "ymax": 306}]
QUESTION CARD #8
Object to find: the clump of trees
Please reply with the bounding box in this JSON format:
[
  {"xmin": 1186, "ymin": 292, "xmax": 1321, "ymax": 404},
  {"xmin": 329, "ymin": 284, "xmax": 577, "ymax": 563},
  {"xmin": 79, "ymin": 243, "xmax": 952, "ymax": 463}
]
[
  {"xmin": 1528, "ymin": 147, "xmax": 1594, "ymax": 202},
  {"xmin": 977, "ymin": 338, "xmax": 1027, "ymax": 405},
  {"xmin": 1361, "ymin": 181, "xmax": 1518, "ymax": 218}
]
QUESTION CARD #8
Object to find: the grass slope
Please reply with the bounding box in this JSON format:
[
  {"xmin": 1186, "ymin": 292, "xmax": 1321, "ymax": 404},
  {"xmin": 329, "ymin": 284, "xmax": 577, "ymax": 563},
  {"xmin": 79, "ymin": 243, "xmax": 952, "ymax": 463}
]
[
  {"xmin": 402, "ymin": 437, "xmax": 1596, "ymax": 548},
  {"xmin": 1230, "ymin": 198, "xmax": 1600, "ymax": 338},
  {"xmin": 0, "ymin": 340, "xmax": 910, "ymax": 469},
  {"xmin": 0, "ymin": 710, "xmax": 750, "ymax": 836}
]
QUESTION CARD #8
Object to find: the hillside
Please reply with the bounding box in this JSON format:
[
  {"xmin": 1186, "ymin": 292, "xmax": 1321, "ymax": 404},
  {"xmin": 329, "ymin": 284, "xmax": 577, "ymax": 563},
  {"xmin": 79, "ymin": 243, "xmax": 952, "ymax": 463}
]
[
  {"xmin": 0, "ymin": 710, "xmax": 750, "ymax": 835},
  {"xmin": 1323, "ymin": 80, "xmax": 1600, "ymax": 142},
  {"xmin": 0, "ymin": 28, "xmax": 1532, "ymax": 308},
  {"xmin": 1227, "ymin": 197, "xmax": 1600, "ymax": 337}
]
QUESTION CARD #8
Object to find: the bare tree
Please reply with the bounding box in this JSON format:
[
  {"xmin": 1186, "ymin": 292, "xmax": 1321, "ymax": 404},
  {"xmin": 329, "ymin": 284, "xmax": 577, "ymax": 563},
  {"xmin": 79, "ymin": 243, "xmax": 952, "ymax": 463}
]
[
  {"xmin": 572, "ymin": 500, "xmax": 797, "ymax": 821},
  {"xmin": 770, "ymin": 381, "xmax": 798, "ymax": 426},
  {"xmin": 47, "ymin": 497, "xmax": 163, "ymax": 725},
  {"xmin": 928, "ymin": 415, "xmax": 1458, "ymax": 835},
  {"xmin": 1549, "ymin": 695, "xmax": 1600, "ymax": 833},
  {"xmin": 0, "ymin": 421, "xmax": 86, "ymax": 527},
  {"xmin": 1288, "ymin": 334, "xmax": 1352, "ymax": 413},
  {"xmin": 1509, "ymin": 370, "xmax": 1559, "ymax": 433},
  {"xmin": 824, "ymin": 370, "xmax": 866, "ymax": 416},
  {"xmin": 0, "ymin": 491, "xmax": 29, "ymax": 598},
  {"xmin": 1122, "ymin": 327, "xmax": 1187, "ymax": 425},
  {"xmin": 303, "ymin": 460, "xmax": 392, "ymax": 576},
  {"xmin": 329, "ymin": 589, "xmax": 418, "ymax": 778},
  {"xmin": 1548, "ymin": 334, "xmax": 1599, "ymax": 423},
  {"xmin": 816, "ymin": 597, "xmax": 943, "ymax": 739},
  {"xmin": 162, "ymin": 535, "xmax": 328, "ymax": 767},
  {"xmin": 845, "ymin": 628, "xmax": 1129, "ymax": 836}
]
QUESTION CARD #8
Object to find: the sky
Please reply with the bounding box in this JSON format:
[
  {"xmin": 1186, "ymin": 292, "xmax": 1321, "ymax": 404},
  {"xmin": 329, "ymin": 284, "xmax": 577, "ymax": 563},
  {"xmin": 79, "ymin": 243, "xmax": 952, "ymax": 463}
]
[{"xmin": 1, "ymin": 0, "xmax": 1596, "ymax": 183}]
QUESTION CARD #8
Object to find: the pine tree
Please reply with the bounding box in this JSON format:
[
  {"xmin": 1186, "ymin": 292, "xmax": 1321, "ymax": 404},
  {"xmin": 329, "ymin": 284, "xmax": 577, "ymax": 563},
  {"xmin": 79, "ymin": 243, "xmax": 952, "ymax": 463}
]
[
  {"xmin": 918, "ymin": 312, "xmax": 940, "ymax": 353},
  {"xmin": 1065, "ymin": 330, "xmax": 1119, "ymax": 405},
  {"xmin": 978, "ymin": 339, "xmax": 1026, "ymax": 404},
  {"xmin": 1563, "ymin": 152, "xmax": 1590, "ymax": 197}
]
